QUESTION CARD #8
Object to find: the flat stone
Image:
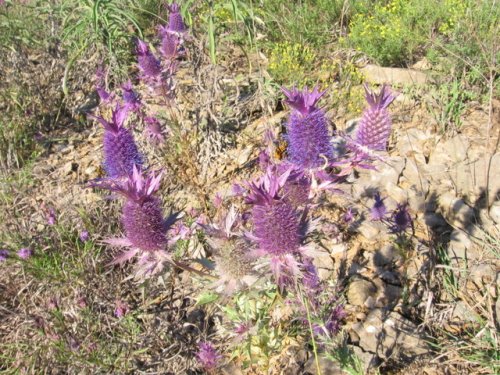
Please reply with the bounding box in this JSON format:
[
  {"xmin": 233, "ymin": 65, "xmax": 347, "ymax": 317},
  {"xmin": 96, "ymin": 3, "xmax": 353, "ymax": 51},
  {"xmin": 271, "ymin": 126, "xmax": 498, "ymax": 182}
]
[
  {"xmin": 358, "ymin": 221, "xmax": 385, "ymax": 241},
  {"xmin": 347, "ymin": 279, "xmax": 377, "ymax": 306},
  {"xmin": 360, "ymin": 64, "xmax": 430, "ymax": 85},
  {"xmin": 447, "ymin": 228, "xmax": 479, "ymax": 261},
  {"xmin": 352, "ymin": 309, "xmax": 430, "ymax": 360},
  {"xmin": 438, "ymin": 192, "xmax": 476, "ymax": 229}
]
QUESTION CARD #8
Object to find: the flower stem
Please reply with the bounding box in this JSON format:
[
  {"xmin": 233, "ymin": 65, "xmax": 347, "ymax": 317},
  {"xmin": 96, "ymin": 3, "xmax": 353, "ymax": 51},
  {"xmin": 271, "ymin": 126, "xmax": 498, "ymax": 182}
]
[{"xmin": 297, "ymin": 284, "xmax": 322, "ymax": 375}]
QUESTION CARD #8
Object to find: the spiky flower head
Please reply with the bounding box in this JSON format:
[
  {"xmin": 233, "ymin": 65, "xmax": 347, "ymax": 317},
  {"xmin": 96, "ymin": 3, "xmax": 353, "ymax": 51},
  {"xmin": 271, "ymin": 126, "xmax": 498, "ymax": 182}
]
[
  {"xmin": 245, "ymin": 167, "xmax": 309, "ymax": 289},
  {"xmin": 90, "ymin": 104, "xmax": 143, "ymax": 178},
  {"xmin": 371, "ymin": 193, "xmax": 387, "ymax": 221},
  {"xmin": 246, "ymin": 167, "xmax": 301, "ymax": 256},
  {"xmin": 160, "ymin": 31, "xmax": 180, "ymax": 61},
  {"xmin": 18, "ymin": 248, "xmax": 32, "ymax": 259},
  {"xmin": 203, "ymin": 206, "xmax": 256, "ymax": 294},
  {"xmin": 390, "ymin": 203, "xmax": 412, "ymax": 233},
  {"xmin": 167, "ymin": 2, "xmax": 187, "ymax": 34},
  {"xmin": 0, "ymin": 249, "xmax": 8, "ymax": 262},
  {"xmin": 355, "ymin": 84, "xmax": 396, "ymax": 151},
  {"xmin": 91, "ymin": 167, "xmax": 170, "ymax": 276},
  {"xmin": 196, "ymin": 341, "xmax": 222, "ymax": 371},
  {"xmin": 144, "ymin": 116, "xmax": 166, "ymax": 145},
  {"xmin": 79, "ymin": 230, "xmax": 89, "ymax": 242},
  {"xmin": 282, "ymin": 86, "xmax": 332, "ymax": 169},
  {"xmin": 136, "ymin": 39, "xmax": 162, "ymax": 79}
]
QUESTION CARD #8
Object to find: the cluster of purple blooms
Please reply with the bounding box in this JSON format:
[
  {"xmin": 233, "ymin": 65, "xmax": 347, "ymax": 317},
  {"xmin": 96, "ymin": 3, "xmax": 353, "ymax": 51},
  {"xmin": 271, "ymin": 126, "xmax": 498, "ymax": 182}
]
[
  {"xmin": 82, "ymin": 3, "xmax": 415, "ymax": 370},
  {"xmin": 88, "ymin": 3, "xmax": 187, "ymax": 278}
]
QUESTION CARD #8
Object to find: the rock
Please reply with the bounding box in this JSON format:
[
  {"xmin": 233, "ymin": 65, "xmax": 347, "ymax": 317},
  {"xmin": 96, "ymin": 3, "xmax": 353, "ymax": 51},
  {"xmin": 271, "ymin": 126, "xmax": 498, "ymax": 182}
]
[
  {"xmin": 310, "ymin": 246, "xmax": 335, "ymax": 281},
  {"xmin": 411, "ymin": 57, "xmax": 432, "ymax": 70},
  {"xmin": 352, "ymin": 309, "xmax": 430, "ymax": 360},
  {"xmin": 397, "ymin": 128, "xmax": 432, "ymax": 157},
  {"xmin": 357, "ymin": 221, "xmax": 385, "ymax": 241},
  {"xmin": 489, "ymin": 201, "xmax": 500, "ymax": 225},
  {"xmin": 373, "ymin": 245, "xmax": 402, "ymax": 267},
  {"xmin": 468, "ymin": 263, "xmax": 497, "ymax": 289},
  {"xmin": 350, "ymin": 345, "xmax": 379, "ymax": 372},
  {"xmin": 438, "ymin": 192, "xmax": 476, "ymax": 229},
  {"xmin": 304, "ymin": 356, "xmax": 343, "ymax": 375},
  {"xmin": 423, "ymin": 212, "xmax": 448, "ymax": 229},
  {"xmin": 360, "ymin": 64, "xmax": 430, "ymax": 85},
  {"xmin": 347, "ymin": 279, "xmax": 377, "ymax": 307},
  {"xmin": 447, "ymin": 228, "xmax": 480, "ymax": 261},
  {"xmin": 452, "ymin": 301, "xmax": 478, "ymax": 323}
]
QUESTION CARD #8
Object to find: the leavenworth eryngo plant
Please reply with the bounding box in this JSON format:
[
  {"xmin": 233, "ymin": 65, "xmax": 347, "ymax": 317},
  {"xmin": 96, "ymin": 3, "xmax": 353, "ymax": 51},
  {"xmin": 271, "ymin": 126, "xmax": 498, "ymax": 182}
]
[{"xmin": 83, "ymin": 3, "xmax": 403, "ymax": 370}]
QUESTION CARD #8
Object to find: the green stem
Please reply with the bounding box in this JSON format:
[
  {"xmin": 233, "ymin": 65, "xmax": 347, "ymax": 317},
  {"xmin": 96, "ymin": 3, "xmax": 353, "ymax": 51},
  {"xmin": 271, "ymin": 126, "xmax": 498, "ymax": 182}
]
[{"xmin": 297, "ymin": 284, "xmax": 322, "ymax": 375}]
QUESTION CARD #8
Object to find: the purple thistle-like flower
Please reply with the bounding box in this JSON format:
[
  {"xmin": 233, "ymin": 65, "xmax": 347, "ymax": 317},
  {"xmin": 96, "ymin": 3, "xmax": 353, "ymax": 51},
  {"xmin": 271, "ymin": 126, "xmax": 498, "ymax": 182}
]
[
  {"xmin": 371, "ymin": 193, "xmax": 387, "ymax": 221},
  {"xmin": 0, "ymin": 249, "xmax": 8, "ymax": 262},
  {"xmin": 90, "ymin": 167, "xmax": 171, "ymax": 276},
  {"xmin": 245, "ymin": 167, "xmax": 311, "ymax": 289},
  {"xmin": 302, "ymin": 258, "xmax": 321, "ymax": 295},
  {"xmin": 196, "ymin": 341, "xmax": 222, "ymax": 370},
  {"xmin": 355, "ymin": 84, "xmax": 396, "ymax": 151},
  {"xmin": 247, "ymin": 170, "xmax": 301, "ymax": 256},
  {"xmin": 144, "ymin": 116, "xmax": 166, "ymax": 145},
  {"xmin": 18, "ymin": 248, "xmax": 32, "ymax": 259},
  {"xmin": 167, "ymin": 3, "xmax": 187, "ymax": 34},
  {"xmin": 390, "ymin": 203, "xmax": 412, "ymax": 233},
  {"xmin": 282, "ymin": 86, "xmax": 333, "ymax": 169},
  {"xmin": 136, "ymin": 39, "xmax": 162, "ymax": 79},
  {"xmin": 102, "ymin": 167, "xmax": 166, "ymax": 249},
  {"xmin": 79, "ymin": 230, "xmax": 90, "ymax": 242},
  {"xmin": 160, "ymin": 31, "xmax": 180, "ymax": 60},
  {"xmin": 90, "ymin": 104, "xmax": 143, "ymax": 178}
]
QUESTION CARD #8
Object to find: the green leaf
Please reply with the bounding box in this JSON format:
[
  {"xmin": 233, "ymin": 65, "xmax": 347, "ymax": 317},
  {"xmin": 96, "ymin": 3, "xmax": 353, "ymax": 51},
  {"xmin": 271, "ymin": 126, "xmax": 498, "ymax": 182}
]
[{"xmin": 195, "ymin": 291, "xmax": 219, "ymax": 306}]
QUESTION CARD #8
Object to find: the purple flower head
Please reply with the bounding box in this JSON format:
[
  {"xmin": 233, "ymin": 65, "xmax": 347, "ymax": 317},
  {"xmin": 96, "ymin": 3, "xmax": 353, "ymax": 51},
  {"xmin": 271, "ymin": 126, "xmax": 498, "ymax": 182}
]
[
  {"xmin": 46, "ymin": 207, "xmax": 56, "ymax": 225},
  {"xmin": 314, "ymin": 304, "xmax": 346, "ymax": 338},
  {"xmin": 136, "ymin": 39, "xmax": 162, "ymax": 79},
  {"xmin": 96, "ymin": 87, "xmax": 113, "ymax": 103},
  {"xmin": 114, "ymin": 300, "xmax": 129, "ymax": 318},
  {"xmin": 0, "ymin": 249, "xmax": 8, "ymax": 262},
  {"xmin": 144, "ymin": 116, "xmax": 166, "ymax": 145},
  {"xmin": 89, "ymin": 104, "xmax": 143, "ymax": 178},
  {"xmin": 121, "ymin": 81, "xmax": 142, "ymax": 113},
  {"xmin": 355, "ymin": 84, "xmax": 396, "ymax": 151},
  {"xmin": 371, "ymin": 193, "xmax": 387, "ymax": 221},
  {"xmin": 324, "ymin": 304, "xmax": 346, "ymax": 336},
  {"xmin": 79, "ymin": 230, "xmax": 89, "ymax": 242},
  {"xmin": 246, "ymin": 168, "xmax": 302, "ymax": 256},
  {"xmin": 93, "ymin": 167, "xmax": 168, "ymax": 257},
  {"xmin": 282, "ymin": 86, "xmax": 333, "ymax": 169},
  {"xmin": 390, "ymin": 203, "xmax": 412, "ymax": 233},
  {"xmin": 160, "ymin": 31, "xmax": 180, "ymax": 60},
  {"xmin": 245, "ymin": 167, "xmax": 308, "ymax": 288},
  {"xmin": 18, "ymin": 248, "xmax": 32, "ymax": 259},
  {"xmin": 167, "ymin": 2, "xmax": 187, "ymax": 34},
  {"xmin": 196, "ymin": 341, "xmax": 222, "ymax": 370},
  {"xmin": 282, "ymin": 86, "xmax": 325, "ymax": 116}
]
